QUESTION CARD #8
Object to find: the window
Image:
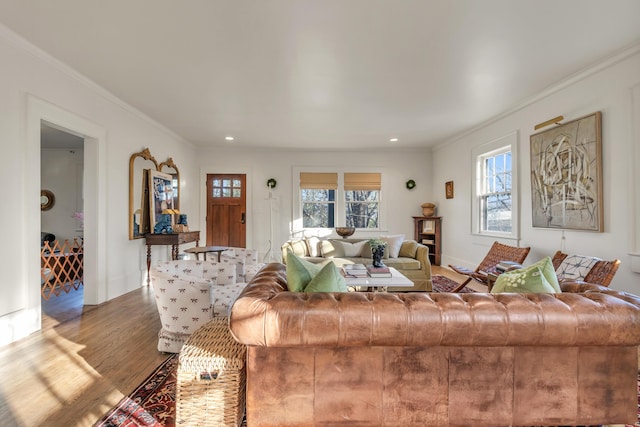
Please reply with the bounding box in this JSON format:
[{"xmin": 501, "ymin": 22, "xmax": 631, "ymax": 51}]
[
  {"xmin": 296, "ymin": 170, "xmax": 381, "ymax": 230},
  {"xmin": 211, "ymin": 178, "xmax": 242, "ymax": 198},
  {"xmin": 472, "ymin": 132, "xmax": 519, "ymax": 239},
  {"xmin": 302, "ymin": 189, "xmax": 336, "ymax": 228},
  {"xmin": 300, "ymin": 173, "xmax": 337, "ymax": 228},
  {"xmin": 344, "ymin": 173, "xmax": 380, "ymax": 228},
  {"xmin": 480, "ymin": 149, "xmax": 512, "ymax": 232}
]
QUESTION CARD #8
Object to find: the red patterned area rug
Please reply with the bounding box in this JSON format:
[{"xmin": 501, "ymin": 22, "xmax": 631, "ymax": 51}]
[
  {"xmin": 94, "ymin": 355, "xmax": 177, "ymax": 427},
  {"xmin": 432, "ymin": 274, "xmax": 476, "ymax": 293}
]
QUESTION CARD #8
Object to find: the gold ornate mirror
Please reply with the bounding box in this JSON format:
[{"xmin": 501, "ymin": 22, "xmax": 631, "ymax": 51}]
[
  {"xmin": 129, "ymin": 148, "xmax": 158, "ymax": 240},
  {"xmin": 158, "ymin": 157, "xmax": 180, "ymax": 212}
]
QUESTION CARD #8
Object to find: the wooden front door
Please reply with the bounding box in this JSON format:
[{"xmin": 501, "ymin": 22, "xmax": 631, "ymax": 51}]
[{"xmin": 206, "ymin": 174, "xmax": 246, "ymax": 247}]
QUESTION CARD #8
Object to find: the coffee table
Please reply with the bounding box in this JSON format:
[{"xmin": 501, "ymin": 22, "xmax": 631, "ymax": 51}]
[
  {"xmin": 344, "ymin": 267, "xmax": 413, "ymax": 292},
  {"xmin": 184, "ymin": 245, "xmax": 230, "ymax": 262}
]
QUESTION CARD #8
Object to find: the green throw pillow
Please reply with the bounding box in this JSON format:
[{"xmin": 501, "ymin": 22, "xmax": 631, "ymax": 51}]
[
  {"xmin": 398, "ymin": 240, "xmax": 418, "ymax": 258},
  {"xmin": 491, "ymin": 256, "xmax": 561, "ymax": 294},
  {"xmin": 286, "ymin": 250, "xmax": 325, "ymax": 292},
  {"xmin": 304, "ymin": 261, "xmax": 348, "ymax": 293}
]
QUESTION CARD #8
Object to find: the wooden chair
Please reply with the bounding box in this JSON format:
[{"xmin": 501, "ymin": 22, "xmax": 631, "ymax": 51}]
[
  {"xmin": 448, "ymin": 241, "xmax": 531, "ymax": 292},
  {"xmin": 551, "ymin": 250, "xmax": 620, "ymax": 287}
]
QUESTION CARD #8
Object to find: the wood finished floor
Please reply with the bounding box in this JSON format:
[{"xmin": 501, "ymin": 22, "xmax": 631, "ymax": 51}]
[
  {"xmin": 0, "ymin": 266, "xmax": 511, "ymax": 426},
  {"xmin": 0, "ymin": 284, "xmax": 168, "ymax": 427}
]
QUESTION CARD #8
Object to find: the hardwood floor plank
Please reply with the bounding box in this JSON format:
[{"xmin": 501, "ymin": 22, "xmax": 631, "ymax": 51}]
[{"xmin": 0, "ymin": 285, "xmax": 167, "ymax": 427}]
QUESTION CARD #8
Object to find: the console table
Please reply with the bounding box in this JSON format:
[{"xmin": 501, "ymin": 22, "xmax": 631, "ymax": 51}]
[{"xmin": 145, "ymin": 231, "xmax": 200, "ymax": 278}]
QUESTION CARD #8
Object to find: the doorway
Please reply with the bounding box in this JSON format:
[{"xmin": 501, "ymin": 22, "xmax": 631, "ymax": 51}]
[
  {"xmin": 14, "ymin": 94, "xmax": 107, "ymax": 344},
  {"xmin": 206, "ymin": 174, "xmax": 246, "ymax": 247},
  {"xmin": 40, "ymin": 123, "xmax": 85, "ymax": 322}
]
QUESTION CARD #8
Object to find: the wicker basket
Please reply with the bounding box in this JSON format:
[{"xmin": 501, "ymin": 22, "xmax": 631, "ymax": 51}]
[{"xmin": 176, "ymin": 318, "xmax": 247, "ymax": 426}]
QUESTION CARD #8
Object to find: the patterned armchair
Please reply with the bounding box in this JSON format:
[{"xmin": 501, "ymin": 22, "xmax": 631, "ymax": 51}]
[
  {"xmin": 220, "ymin": 247, "xmax": 264, "ymax": 282},
  {"xmin": 150, "ymin": 260, "xmax": 243, "ymax": 353}
]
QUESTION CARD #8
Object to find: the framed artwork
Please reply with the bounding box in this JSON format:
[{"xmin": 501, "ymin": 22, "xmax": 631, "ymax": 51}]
[
  {"xmin": 148, "ymin": 170, "xmax": 176, "ymax": 231},
  {"xmin": 422, "ymin": 219, "xmax": 435, "ymax": 233},
  {"xmin": 445, "ymin": 181, "xmax": 454, "ymax": 199},
  {"xmin": 530, "ymin": 111, "xmax": 603, "ymax": 231}
]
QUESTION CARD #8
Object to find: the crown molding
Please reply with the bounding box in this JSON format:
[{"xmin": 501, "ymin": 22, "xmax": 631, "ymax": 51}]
[
  {"xmin": 434, "ymin": 40, "xmax": 640, "ymax": 151},
  {"xmin": 0, "ymin": 23, "xmax": 192, "ymax": 148}
]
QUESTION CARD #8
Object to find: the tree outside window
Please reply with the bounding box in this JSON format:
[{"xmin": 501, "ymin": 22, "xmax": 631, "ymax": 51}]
[
  {"xmin": 302, "ymin": 189, "xmax": 335, "ymax": 228},
  {"xmin": 345, "ymin": 190, "xmax": 379, "ymax": 228}
]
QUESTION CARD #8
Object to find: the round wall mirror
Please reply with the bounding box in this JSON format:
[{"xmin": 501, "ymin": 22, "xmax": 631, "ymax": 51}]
[{"xmin": 41, "ymin": 189, "xmax": 55, "ymax": 211}]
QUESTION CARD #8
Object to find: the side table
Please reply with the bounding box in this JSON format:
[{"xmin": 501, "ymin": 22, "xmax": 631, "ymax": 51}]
[
  {"xmin": 145, "ymin": 231, "xmax": 200, "ymax": 281},
  {"xmin": 487, "ymin": 262, "xmax": 524, "ymax": 292}
]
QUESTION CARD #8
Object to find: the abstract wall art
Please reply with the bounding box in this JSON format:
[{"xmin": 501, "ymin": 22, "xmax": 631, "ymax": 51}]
[{"xmin": 530, "ymin": 111, "xmax": 603, "ymax": 231}]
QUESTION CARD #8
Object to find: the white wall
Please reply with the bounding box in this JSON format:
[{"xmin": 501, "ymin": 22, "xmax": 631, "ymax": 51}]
[
  {"xmin": 195, "ymin": 147, "xmax": 433, "ymax": 262},
  {"xmin": 433, "ymin": 45, "xmax": 640, "ymax": 293},
  {"xmin": 0, "ymin": 26, "xmax": 198, "ymax": 345},
  {"xmin": 41, "ymin": 148, "xmax": 84, "ymax": 242}
]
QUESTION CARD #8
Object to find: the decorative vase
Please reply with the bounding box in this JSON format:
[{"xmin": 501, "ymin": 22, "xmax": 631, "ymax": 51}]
[
  {"xmin": 178, "ymin": 214, "xmax": 188, "ymax": 225},
  {"xmin": 372, "ymin": 247, "xmax": 385, "ymax": 267},
  {"xmin": 421, "ymin": 202, "xmax": 436, "ymax": 217}
]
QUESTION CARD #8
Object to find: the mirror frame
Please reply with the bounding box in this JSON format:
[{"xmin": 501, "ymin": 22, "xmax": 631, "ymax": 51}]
[
  {"xmin": 129, "ymin": 148, "xmax": 158, "ymax": 240},
  {"xmin": 41, "ymin": 189, "xmax": 55, "ymax": 211},
  {"xmin": 158, "ymin": 157, "xmax": 180, "ymax": 212}
]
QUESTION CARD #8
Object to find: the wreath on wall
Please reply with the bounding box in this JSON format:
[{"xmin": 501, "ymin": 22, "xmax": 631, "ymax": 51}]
[
  {"xmin": 267, "ymin": 178, "xmax": 277, "ymax": 189},
  {"xmin": 406, "ymin": 179, "xmax": 416, "ymax": 190}
]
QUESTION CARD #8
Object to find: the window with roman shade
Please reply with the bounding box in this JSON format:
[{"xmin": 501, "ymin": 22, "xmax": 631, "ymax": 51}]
[
  {"xmin": 344, "ymin": 173, "xmax": 380, "ymax": 228},
  {"xmin": 300, "ymin": 173, "xmax": 337, "ymax": 228},
  {"xmin": 297, "ymin": 171, "xmax": 382, "ymax": 230}
]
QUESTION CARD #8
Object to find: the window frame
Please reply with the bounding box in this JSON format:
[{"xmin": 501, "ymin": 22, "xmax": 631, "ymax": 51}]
[
  {"xmin": 344, "ymin": 188, "xmax": 380, "ymax": 229},
  {"xmin": 471, "ymin": 131, "xmax": 519, "ymax": 239},
  {"xmin": 300, "ymin": 188, "xmax": 336, "ymax": 229},
  {"xmin": 293, "ymin": 167, "xmax": 384, "ymax": 233}
]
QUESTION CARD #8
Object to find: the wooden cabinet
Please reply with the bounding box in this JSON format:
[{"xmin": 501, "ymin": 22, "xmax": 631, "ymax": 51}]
[{"xmin": 413, "ymin": 216, "xmax": 441, "ymax": 266}]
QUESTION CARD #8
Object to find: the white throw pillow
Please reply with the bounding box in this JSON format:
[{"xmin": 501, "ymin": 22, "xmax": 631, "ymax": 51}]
[
  {"xmin": 380, "ymin": 235, "xmax": 405, "ymax": 258},
  {"xmin": 333, "ymin": 240, "xmax": 366, "ymax": 257},
  {"xmin": 305, "ymin": 236, "xmax": 321, "ymax": 257},
  {"xmin": 320, "ymin": 240, "xmax": 338, "ymax": 257}
]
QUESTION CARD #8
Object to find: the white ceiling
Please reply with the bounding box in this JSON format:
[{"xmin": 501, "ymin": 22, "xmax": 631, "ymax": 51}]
[{"xmin": 2, "ymin": 0, "xmax": 640, "ymax": 151}]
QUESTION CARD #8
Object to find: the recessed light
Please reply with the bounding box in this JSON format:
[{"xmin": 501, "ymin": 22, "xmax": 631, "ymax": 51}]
[
  {"xmin": 225, "ymin": 136, "xmax": 234, "ymax": 141},
  {"xmin": 389, "ymin": 138, "xmax": 399, "ymax": 143}
]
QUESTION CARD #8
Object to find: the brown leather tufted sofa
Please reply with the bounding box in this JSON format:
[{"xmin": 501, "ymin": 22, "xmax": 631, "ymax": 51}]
[{"xmin": 229, "ymin": 262, "xmax": 640, "ymax": 426}]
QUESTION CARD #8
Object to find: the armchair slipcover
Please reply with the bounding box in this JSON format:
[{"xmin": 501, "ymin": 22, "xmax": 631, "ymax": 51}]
[
  {"xmin": 150, "ymin": 260, "xmax": 242, "ymax": 353},
  {"xmin": 220, "ymin": 247, "xmax": 262, "ymax": 282}
]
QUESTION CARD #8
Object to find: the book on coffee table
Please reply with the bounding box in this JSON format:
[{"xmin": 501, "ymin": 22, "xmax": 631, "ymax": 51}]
[
  {"xmin": 343, "ymin": 263, "xmax": 368, "ymax": 277},
  {"xmin": 366, "ymin": 265, "xmax": 392, "ymax": 278}
]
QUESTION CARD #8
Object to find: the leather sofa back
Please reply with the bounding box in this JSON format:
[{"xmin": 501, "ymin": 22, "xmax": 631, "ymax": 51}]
[
  {"xmin": 229, "ymin": 262, "xmax": 640, "ymax": 426},
  {"xmin": 230, "ymin": 262, "xmax": 640, "ymax": 348}
]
